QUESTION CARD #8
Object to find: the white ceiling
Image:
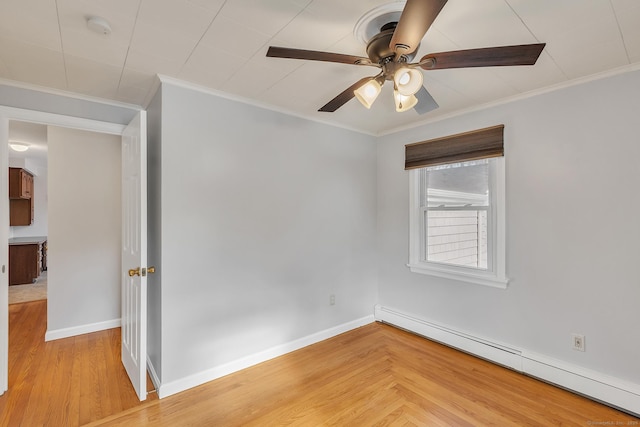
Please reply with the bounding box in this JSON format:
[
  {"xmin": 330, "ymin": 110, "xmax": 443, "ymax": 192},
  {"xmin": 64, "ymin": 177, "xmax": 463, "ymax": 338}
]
[{"xmin": 1, "ymin": 0, "xmax": 639, "ymax": 135}]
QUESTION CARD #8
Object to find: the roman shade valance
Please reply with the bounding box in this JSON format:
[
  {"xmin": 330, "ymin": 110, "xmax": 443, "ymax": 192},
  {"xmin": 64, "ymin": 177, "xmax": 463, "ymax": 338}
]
[{"xmin": 405, "ymin": 124, "xmax": 504, "ymax": 170}]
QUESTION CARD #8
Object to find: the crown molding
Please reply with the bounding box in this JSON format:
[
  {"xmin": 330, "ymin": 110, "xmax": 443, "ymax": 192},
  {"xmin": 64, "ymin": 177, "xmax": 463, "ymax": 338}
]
[
  {"xmin": 380, "ymin": 62, "xmax": 640, "ymax": 137},
  {"xmin": 156, "ymin": 75, "xmax": 377, "ymax": 136},
  {"xmin": 143, "ymin": 75, "xmax": 162, "ymax": 109}
]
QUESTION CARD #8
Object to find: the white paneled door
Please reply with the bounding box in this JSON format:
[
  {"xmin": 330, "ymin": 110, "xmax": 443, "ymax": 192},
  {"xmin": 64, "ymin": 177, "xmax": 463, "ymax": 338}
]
[{"xmin": 121, "ymin": 111, "xmax": 148, "ymax": 401}]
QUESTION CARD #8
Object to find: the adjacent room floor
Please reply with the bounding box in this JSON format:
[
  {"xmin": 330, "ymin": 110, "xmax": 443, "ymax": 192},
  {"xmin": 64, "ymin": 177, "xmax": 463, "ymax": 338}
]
[{"xmin": 8, "ymin": 271, "xmax": 47, "ymax": 305}]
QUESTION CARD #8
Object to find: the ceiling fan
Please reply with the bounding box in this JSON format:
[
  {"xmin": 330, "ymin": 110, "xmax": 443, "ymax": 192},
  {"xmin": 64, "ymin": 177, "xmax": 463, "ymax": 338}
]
[{"xmin": 266, "ymin": 0, "xmax": 545, "ymax": 114}]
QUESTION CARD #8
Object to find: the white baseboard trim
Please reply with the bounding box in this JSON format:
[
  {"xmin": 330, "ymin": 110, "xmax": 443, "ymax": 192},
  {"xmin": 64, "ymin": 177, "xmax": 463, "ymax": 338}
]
[
  {"xmin": 157, "ymin": 315, "xmax": 375, "ymax": 399},
  {"xmin": 147, "ymin": 355, "xmax": 161, "ymax": 396},
  {"xmin": 374, "ymin": 305, "xmax": 640, "ymax": 417},
  {"xmin": 45, "ymin": 318, "xmax": 121, "ymax": 342}
]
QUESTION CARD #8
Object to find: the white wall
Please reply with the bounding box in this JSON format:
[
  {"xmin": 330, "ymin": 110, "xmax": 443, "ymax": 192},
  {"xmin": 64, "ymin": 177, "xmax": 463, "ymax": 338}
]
[
  {"xmin": 155, "ymin": 82, "xmax": 378, "ymax": 388},
  {"xmin": 376, "ymin": 69, "xmax": 640, "ymax": 385},
  {"xmin": 47, "ymin": 126, "xmax": 121, "ymax": 333}
]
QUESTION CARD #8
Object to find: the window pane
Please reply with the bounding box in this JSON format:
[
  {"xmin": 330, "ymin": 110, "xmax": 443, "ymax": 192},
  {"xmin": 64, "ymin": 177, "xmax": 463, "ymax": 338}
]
[
  {"xmin": 422, "ymin": 159, "xmax": 491, "ymax": 270},
  {"xmin": 421, "ymin": 160, "xmax": 489, "ymax": 207}
]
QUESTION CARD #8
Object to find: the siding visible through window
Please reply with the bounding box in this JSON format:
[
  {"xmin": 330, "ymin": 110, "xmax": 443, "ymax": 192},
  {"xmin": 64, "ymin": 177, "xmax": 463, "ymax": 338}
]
[{"xmin": 426, "ymin": 210, "xmax": 487, "ymax": 268}]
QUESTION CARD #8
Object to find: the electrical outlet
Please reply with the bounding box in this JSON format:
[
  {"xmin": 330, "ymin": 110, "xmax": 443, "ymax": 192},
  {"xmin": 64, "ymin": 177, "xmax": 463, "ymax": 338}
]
[
  {"xmin": 572, "ymin": 334, "xmax": 585, "ymax": 352},
  {"xmin": 330, "ymin": 294, "xmax": 335, "ymax": 306}
]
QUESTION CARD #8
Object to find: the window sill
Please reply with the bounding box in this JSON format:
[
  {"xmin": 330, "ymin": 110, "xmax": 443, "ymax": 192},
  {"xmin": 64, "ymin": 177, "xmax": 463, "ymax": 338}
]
[{"xmin": 407, "ymin": 263, "xmax": 509, "ymax": 289}]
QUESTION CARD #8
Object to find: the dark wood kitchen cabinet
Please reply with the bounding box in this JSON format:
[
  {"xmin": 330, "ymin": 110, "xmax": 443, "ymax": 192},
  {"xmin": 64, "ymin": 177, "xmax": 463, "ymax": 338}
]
[
  {"xmin": 9, "ymin": 167, "xmax": 35, "ymax": 226},
  {"xmin": 8, "ymin": 237, "xmax": 47, "ymax": 285},
  {"xmin": 9, "ymin": 244, "xmax": 39, "ymax": 285},
  {"xmin": 9, "ymin": 167, "xmax": 33, "ymax": 198}
]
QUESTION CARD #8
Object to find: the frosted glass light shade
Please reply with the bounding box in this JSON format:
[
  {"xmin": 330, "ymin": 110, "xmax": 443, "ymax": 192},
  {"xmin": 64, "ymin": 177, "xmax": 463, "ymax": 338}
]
[
  {"xmin": 9, "ymin": 143, "xmax": 29, "ymax": 152},
  {"xmin": 394, "ymin": 68, "xmax": 423, "ymax": 96},
  {"xmin": 354, "ymin": 79, "xmax": 382, "ymax": 109},
  {"xmin": 394, "ymin": 90, "xmax": 418, "ymax": 112}
]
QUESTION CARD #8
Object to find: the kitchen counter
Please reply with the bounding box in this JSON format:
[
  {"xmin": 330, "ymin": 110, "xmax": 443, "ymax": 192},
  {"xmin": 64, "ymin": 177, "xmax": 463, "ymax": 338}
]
[{"xmin": 9, "ymin": 236, "xmax": 47, "ymax": 246}]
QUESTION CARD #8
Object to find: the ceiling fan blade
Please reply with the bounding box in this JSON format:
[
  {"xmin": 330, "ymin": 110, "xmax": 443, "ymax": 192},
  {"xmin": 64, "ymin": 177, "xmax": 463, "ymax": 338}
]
[
  {"xmin": 390, "ymin": 0, "xmax": 448, "ymax": 57},
  {"xmin": 413, "ymin": 86, "xmax": 439, "ymax": 115},
  {"xmin": 318, "ymin": 77, "xmax": 374, "ymax": 113},
  {"xmin": 420, "ymin": 43, "xmax": 546, "ymax": 70},
  {"xmin": 267, "ymin": 46, "xmax": 373, "ymax": 66}
]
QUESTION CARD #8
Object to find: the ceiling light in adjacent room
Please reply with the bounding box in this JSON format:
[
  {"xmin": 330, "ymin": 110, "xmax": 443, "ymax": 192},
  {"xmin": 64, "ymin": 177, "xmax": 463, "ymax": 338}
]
[
  {"xmin": 9, "ymin": 143, "xmax": 29, "ymax": 152},
  {"xmin": 86, "ymin": 16, "xmax": 112, "ymax": 35}
]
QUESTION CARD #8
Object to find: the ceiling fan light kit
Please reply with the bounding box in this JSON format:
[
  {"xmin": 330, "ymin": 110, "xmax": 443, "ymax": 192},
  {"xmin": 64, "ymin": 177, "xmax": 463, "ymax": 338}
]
[
  {"xmin": 354, "ymin": 79, "xmax": 382, "ymax": 109},
  {"xmin": 394, "ymin": 91, "xmax": 418, "ymax": 112},
  {"xmin": 394, "ymin": 67, "xmax": 423, "ymax": 96},
  {"xmin": 266, "ymin": 0, "xmax": 546, "ymax": 114}
]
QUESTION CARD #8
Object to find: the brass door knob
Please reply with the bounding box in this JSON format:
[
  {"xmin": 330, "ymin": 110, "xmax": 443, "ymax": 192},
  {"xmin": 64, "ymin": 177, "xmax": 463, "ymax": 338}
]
[
  {"xmin": 148, "ymin": 266, "xmax": 156, "ymax": 274},
  {"xmin": 128, "ymin": 268, "xmax": 140, "ymax": 277}
]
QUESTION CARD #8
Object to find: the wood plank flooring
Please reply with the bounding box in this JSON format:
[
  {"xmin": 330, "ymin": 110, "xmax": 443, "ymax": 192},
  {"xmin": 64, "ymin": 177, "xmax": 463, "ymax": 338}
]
[
  {"xmin": 1, "ymin": 300, "xmax": 638, "ymax": 426},
  {"xmin": 0, "ymin": 300, "xmax": 158, "ymax": 426}
]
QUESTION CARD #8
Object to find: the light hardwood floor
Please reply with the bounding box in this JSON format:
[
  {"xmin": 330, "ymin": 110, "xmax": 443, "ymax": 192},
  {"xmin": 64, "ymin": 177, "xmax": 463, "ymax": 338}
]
[
  {"xmin": 0, "ymin": 300, "xmax": 158, "ymax": 426},
  {"xmin": 1, "ymin": 300, "xmax": 637, "ymax": 426}
]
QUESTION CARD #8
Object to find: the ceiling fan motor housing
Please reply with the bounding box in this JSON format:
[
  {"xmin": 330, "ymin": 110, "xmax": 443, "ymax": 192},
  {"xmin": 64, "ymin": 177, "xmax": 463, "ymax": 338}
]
[
  {"xmin": 366, "ymin": 27, "xmax": 417, "ymax": 82},
  {"xmin": 366, "ymin": 27, "xmax": 417, "ymax": 66}
]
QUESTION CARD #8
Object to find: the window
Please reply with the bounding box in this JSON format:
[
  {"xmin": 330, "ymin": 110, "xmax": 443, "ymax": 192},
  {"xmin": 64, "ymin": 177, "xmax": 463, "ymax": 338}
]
[
  {"xmin": 406, "ymin": 126, "xmax": 508, "ymax": 288},
  {"xmin": 421, "ymin": 160, "xmax": 490, "ymax": 269}
]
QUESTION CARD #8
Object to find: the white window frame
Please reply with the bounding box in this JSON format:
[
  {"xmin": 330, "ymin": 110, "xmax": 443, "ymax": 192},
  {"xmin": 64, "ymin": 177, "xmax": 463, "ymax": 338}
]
[{"xmin": 408, "ymin": 157, "xmax": 508, "ymax": 289}]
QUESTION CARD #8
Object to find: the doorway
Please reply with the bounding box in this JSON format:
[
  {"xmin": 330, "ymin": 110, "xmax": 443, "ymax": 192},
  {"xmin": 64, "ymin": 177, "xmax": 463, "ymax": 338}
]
[
  {"xmin": 6, "ymin": 121, "xmax": 123, "ymax": 333},
  {"xmin": 0, "ymin": 107, "xmax": 133, "ymax": 395},
  {"xmin": 7, "ymin": 121, "xmax": 48, "ymax": 305}
]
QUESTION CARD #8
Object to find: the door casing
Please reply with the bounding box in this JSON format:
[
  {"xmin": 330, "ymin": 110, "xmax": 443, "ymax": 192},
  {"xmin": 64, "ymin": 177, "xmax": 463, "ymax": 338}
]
[{"xmin": 0, "ymin": 105, "xmax": 139, "ymax": 395}]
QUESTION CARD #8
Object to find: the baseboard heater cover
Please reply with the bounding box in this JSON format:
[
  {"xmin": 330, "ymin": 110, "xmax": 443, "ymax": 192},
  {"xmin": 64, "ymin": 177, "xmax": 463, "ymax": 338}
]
[
  {"xmin": 375, "ymin": 305, "xmax": 522, "ymax": 371},
  {"xmin": 374, "ymin": 305, "xmax": 640, "ymax": 417}
]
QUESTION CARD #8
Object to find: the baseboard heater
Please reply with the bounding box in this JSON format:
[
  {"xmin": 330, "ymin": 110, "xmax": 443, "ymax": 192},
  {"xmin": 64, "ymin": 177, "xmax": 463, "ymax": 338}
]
[
  {"xmin": 374, "ymin": 305, "xmax": 640, "ymax": 417},
  {"xmin": 375, "ymin": 305, "xmax": 522, "ymax": 372}
]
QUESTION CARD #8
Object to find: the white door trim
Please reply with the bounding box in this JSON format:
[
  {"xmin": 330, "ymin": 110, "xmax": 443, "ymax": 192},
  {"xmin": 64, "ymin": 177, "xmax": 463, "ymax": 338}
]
[
  {"xmin": 0, "ymin": 117, "xmax": 9, "ymax": 394},
  {"xmin": 0, "ymin": 105, "xmax": 140, "ymax": 396},
  {"xmin": 0, "ymin": 106, "xmax": 126, "ymax": 135}
]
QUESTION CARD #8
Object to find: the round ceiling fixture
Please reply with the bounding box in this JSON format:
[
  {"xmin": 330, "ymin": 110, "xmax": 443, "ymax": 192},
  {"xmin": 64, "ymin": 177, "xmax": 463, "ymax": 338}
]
[
  {"xmin": 86, "ymin": 16, "xmax": 112, "ymax": 35},
  {"xmin": 353, "ymin": 2, "xmax": 405, "ymax": 45},
  {"xmin": 9, "ymin": 142, "xmax": 29, "ymax": 152}
]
